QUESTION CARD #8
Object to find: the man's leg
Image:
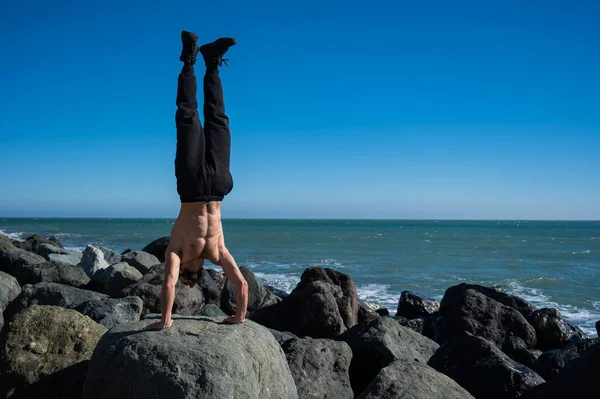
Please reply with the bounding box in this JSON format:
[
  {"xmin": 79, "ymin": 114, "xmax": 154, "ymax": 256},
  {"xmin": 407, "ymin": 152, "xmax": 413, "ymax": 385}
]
[
  {"xmin": 199, "ymin": 38, "xmax": 236, "ymax": 199},
  {"xmin": 175, "ymin": 31, "xmax": 206, "ymax": 202}
]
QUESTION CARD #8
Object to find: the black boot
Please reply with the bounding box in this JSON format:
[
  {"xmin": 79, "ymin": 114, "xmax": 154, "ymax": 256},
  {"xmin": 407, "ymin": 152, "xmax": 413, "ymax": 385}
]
[
  {"xmin": 180, "ymin": 30, "xmax": 200, "ymax": 64},
  {"xmin": 199, "ymin": 37, "xmax": 236, "ymax": 67}
]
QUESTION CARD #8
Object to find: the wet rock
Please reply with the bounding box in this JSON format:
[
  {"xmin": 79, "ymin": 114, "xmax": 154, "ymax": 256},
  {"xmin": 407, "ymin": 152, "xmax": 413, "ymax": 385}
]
[
  {"xmin": 428, "ymin": 331, "xmax": 544, "ymax": 399},
  {"xmin": 357, "ymin": 361, "xmax": 475, "ymax": 399},
  {"xmin": 221, "ymin": 266, "xmax": 280, "ymax": 316},
  {"xmin": 336, "ymin": 317, "xmax": 439, "ymax": 395},
  {"xmin": 12, "ymin": 260, "xmax": 90, "ymax": 288},
  {"xmin": 397, "ymin": 291, "xmax": 440, "ymax": 319},
  {"xmin": 141, "ymin": 236, "xmax": 170, "ymax": 262},
  {"xmin": 92, "ymin": 262, "xmax": 142, "ymax": 297},
  {"xmin": 532, "ymin": 338, "xmax": 599, "ymax": 381},
  {"xmin": 0, "ymin": 271, "xmax": 21, "ymax": 311},
  {"xmin": 83, "ymin": 315, "xmax": 298, "ymax": 399},
  {"xmin": 435, "ymin": 287, "xmax": 537, "ymax": 354},
  {"xmin": 74, "ymin": 296, "xmax": 144, "ymax": 329},
  {"xmin": 80, "ymin": 246, "xmax": 110, "ymax": 277},
  {"xmin": 530, "ymin": 308, "xmax": 587, "ymax": 350},
  {"xmin": 282, "ymin": 337, "xmax": 353, "ymax": 399},
  {"xmin": 0, "ymin": 235, "xmax": 46, "ymax": 276},
  {"xmin": 121, "ymin": 263, "xmax": 203, "ymax": 316},
  {"xmin": 121, "ymin": 250, "xmax": 160, "ymax": 274}
]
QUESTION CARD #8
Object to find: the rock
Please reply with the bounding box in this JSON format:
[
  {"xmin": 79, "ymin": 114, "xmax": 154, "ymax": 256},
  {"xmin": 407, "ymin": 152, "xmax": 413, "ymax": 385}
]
[
  {"xmin": 207, "ymin": 268, "xmax": 226, "ymax": 290},
  {"xmin": 121, "ymin": 263, "xmax": 203, "ymax": 316},
  {"xmin": 80, "ymin": 246, "xmax": 110, "ymax": 278},
  {"xmin": 293, "ymin": 267, "xmax": 359, "ymax": 329},
  {"xmin": 375, "ymin": 308, "xmax": 390, "ymax": 316},
  {"xmin": 252, "ymin": 280, "xmax": 347, "ymax": 339},
  {"xmin": 521, "ymin": 341, "xmax": 600, "ymax": 399},
  {"xmin": 93, "ymin": 262, "xmax": 142, "ymax": 297},
  {"xmin": 393, "ymin": 316, "xmax": 426, "ymax": 335},
  {"xmin": 428, "ymin": 331, "xmax": 544, "ymax": 399},
  {"xmin": 141, "ymin": 236, "xmax": 169, "ymax": 262},
  {"xmin": 0, "ymin": 305, "xmax": 106, "ymax": 397},
  {"xmin": 357, "ymin": 360, "xmax": 475, "ymax": 399},
  {"xmin": 532, "ymin": 338, "xmax": 599, "ymax": 380},
  {"xmin": 269, "ymin": 329, "xmax": 298, "ymax": 346},
  {"xmin": 597, "ymin": 320, "xmax": 600, "ymax": 337},
  {"xmin": 48, "ymin": 253, "xmax": 83, "ymax": 266},
  {"xmin": 74, "ymin": 296, "xmax": 144, "ymax": 329},
  {"xmin": 97, "ymin": 246, "xmax": 122, "ymax": 265},
  {"xmin": 198, "ymin": 269, "xmax": 221, "ymax": 304},
  {"xmin": 530, "ymin": 308, "xmax": 587, "ymax": 350},
  {"xmin": 37, "ymin": 243, "xmax": 83, "ymax": 263},
  {"xmin": 282, "ymin": 337, "xmax": 353, "ymax": 399},
  {"xmin": 512, "ymin": 348, "xmax": 544, "ymax": 369},
  {"xmin": 397, "ymin": 290, "xmax": 440, "ymax": 319},
  {"xmin": 0, "ymin": 271, "xmax": 21, "ymax": 311},
  {"xmin": 337, "ymin": 317, "xmax": 440, "ymax": 395},
  {"xmin": 0, "ymin": 236, "xmax": 46, "ymax": 275},
  {"xmin": 221, "ymin": 266, "xmax": 280, "ymax": 316},
  {"xmin": 121, "ymin": 250, "xmax": 160, "ymax": 274},
  {"xmin": 19, "ymin": 234, "xmax": 64, "ymax": 253},
  {"xmin": 3, "ymin": 282, "xmax": 107, "ymax": 323},
  {"xmin": 83, "ymin": 315, "xmax": 298, "ymax": 399},
  {"xmin": 445, "ymin": 283, "xmax": 536, "ymax": 319},
  {"xmin": 12, "ymin": 260, "xmax": 90, "ymax": 288},
  {"xmin": 195, "ymin": 303, "xmax": 227, "ymax": 317},
  {"xmin": 264, "ymin": 285, "xmax": 290, "ymax": 299},
  {"xmin": 435, "ymin": 288, "xmax": 537, "ymax": 354},
  {"xmin": 357, "ymin": 300, "xmax": 379, "ymax": 324},
  {"xmin": 0, "ymin": 309, "xmax": 4, "ymax": 333}
]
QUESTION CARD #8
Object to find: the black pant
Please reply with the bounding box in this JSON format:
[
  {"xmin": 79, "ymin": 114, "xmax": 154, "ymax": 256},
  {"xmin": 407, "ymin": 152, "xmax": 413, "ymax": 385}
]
[{"xmin": 175, "ymin": 64, "xmax": 233, "ymax": 203}]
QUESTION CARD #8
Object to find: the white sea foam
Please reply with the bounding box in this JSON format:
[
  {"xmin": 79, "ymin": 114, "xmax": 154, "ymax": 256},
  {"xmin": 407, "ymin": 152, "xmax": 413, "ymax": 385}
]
[
  {"xmin": 253, "ymin": 272, "xmax": 300, "ymax": 294},
  {"xmin": 356, "ymin": 284, "xmax": 400, "ymax": 309},
  {"xmin": 572, "ymin": 250, "xmax": 591, "ymax": 255},
  {"xmin": 53, "ymin": 232, "xmax": 83, "ymax": 238},
  {"xmin": 0, "ymin": 229, "xmax": 24, "ymax": 240},
  {"xmin": 589, "ymin": 237, "xmax": 600, "ymax": 240},
  {"xmin": 65, "ymin": 246, "xmax": 86, "ymax": 252}
]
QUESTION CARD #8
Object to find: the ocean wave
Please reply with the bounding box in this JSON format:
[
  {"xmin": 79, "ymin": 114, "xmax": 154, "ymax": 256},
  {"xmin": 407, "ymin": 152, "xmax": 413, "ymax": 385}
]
[
  {"xmin": 65, "ymin": 246, "xmax": 86, "ymax": 252},
  {"xmin": 589, "ymin": 237, "xmax": 599, "ymax": 240},
  {"xmin": 572, "ymin": 250, "xmax": 591, "ymax": 255},
  {"xmin": 0, "ymin": 229, "xmax": 24, "ymax": 240},
  {"xmin": 356, "ymin": 284, "xmax": 400, "ymax": 310},
  {"xmin": 253, "ymin": 272, "xmax": 300, "ymax": 294},
  {"xmin": 53, "ymin": 233, "xmax": 83, "ymax": 238}
]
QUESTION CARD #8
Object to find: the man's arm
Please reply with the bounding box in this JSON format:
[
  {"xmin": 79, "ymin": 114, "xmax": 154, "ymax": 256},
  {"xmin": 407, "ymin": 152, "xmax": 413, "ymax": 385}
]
[
  {"xmin": 217, "ymin": 246, "xmax": 248, "ymax": 323},
  {"xmin": 145, "ymin": 250, "xmax": 181, "ymax": 330}
]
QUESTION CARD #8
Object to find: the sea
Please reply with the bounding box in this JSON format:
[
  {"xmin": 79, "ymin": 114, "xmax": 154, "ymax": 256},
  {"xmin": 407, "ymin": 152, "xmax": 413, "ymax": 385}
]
[{"xmin": 1, "ymin": 218, "xmax": 599, "ymax": 337}]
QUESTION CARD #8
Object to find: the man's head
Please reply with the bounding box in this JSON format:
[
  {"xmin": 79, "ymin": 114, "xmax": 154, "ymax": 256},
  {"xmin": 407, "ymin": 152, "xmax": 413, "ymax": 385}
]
[{"xmin": 179, "ymin": 256, "xmax": 204, "ymax": 287}]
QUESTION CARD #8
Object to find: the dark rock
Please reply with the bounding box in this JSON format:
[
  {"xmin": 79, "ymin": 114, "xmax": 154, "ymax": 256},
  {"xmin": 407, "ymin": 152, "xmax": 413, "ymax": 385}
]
[
  {"xmin": 80, "ymin": 246, "xmax": 110, "ymax": 278},
  {"xmin": 0, "ymin": 309, "xmax": 3, "ymax": 333},
  {"xmin": 3, "ymin": 282, "xmax": 107, "ymax": 323},
  {"xmin": 121, "ymin": 250, "xmax": 160, "ymax": 274},
  {"xmin": 435, "ymin": 288, "xmax": 537, "ymax": 354},
  {"xmin": 532, "ymin": 338, "xmax": 599, "ymax": 381},
  {"xmin": 521, "ymin": 341, "xmax": 600, "ymax": 399},
  {"xmin": 93, "ymin": 262, "xmax": 142, "ymax": 297},
  {"xmin": 195, "ymin": 303, "xmax": 227, "ymax": 317},
  {"xmin": 7, "ymin": 360, "xmax": 89, "ymax": 399},
  {"xmin": 221, "ymin": 266, "xmax": 280, "ymax": 316},
  {"xmin": 293, "ymin": 267, "xmax": 359, "ymax": 329},
  {"xmin": 97, "ymin": 246, "xmax": 122, "ymax": 265},
  {"xmin": 337, "ymin": 317, "xmax": 440, "ymax": 395},
  {"xmin": 47, "ymin": 253, "xmax": 83, "ymax": 266},
  {"xmin": 0, "ymin": 271, "xmax": 21, "ymax": 311},
  {"xmin": 12, "ymin": 260, "xmax": 90, "ymax": 288},
  {"xmin": 252, "ymin": 280, "xmax": 347, "ymax": 338},
  {"xmin": 207, "ymin": 268, "xmax": 226, "ymax": 291},
  {"xmin": 269, "ymin": 329, "xmax": 298, "ymax": 346},
  {"xmin": 357, "ymin": 360, "xmax": 475, "ymax": 399},
  {"xmin": 357, "ymin": 300, "xmax": 379, "ymax": 324},
  {"xmin": 392, "ymin": 316, "xmax": 426, "ymax": 335},
  {"xmin": 121, "ymin": 249, "xmax": 132, "ymax": 255},
  {"xmin": 20, "ymin": 234, "xmax": 64, "ymax": 253},
  {"xmin": 375, "ymin": 308, "xmax": 390, "ymax": 316},
  {"xmin": 428, "ymin": 331, "xmax": 544, "ymax": 399},
  {"xmin": 0, "ymin": 305, "xmax": 106, "ymax": 398},
  {"xmin": 37, "ymin": 243, "xmax": 82, "ymax": 261},
  {"xmin": 512, "ymin": 348, "xmax": 543, "ymax": 369},
  {"xmin": 596, "ymin": 320, "xmax": 599, "ymax": 337},
  {"xmin": 422, "ymin": 315, "xmax": 438, "ymax": 339},
  {"xmin": 198, "ymin": 269, "xmax": 220, "ymax": 304},
  {"xmin": 397, "ymin": 290, "xmax": 440, "ymax": 319},
  {"xmin": 74, "ymin": 296, "xmax": 144, "ymax": 329},
  {"xmin": 141, "ymin": 236, "xmax": 169, "ymax": 262},
  {"xmin": 121, "ymin": 263, "xmax": 203, "ymax": 316},
  {"xmin": 0, "ymin": 236, "xmax": 45, "ymax": 276},
  {"xmin": 10, "ymin": 240, "xmax": 23, "ymax": 249},
  {"xmin": 530, "ymin": 308, "xmax": 587, "ymax": 350},
  {"xmin": 83, "ymin": 315, "xmax": 298, "ymax": 399},
  {"xmin": 264, "ymin": 284, "xmax": 290, "ymax": 299},
  {"xmin": 282, "ymin": 337, "xmax": 353, "ymax": 399}
]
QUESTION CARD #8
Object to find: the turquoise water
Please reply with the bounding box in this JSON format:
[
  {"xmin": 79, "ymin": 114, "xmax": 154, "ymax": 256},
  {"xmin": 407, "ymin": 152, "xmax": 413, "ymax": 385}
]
[{"xmin": 1, "ymin": 218, "xmax": 599, "ymax": 336}]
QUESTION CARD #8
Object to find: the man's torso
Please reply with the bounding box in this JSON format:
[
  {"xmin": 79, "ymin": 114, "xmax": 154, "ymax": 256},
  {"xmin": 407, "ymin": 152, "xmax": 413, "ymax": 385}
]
[{"xmin": 169, "ymin": 202, "xmax": 223, "ymax": 263}]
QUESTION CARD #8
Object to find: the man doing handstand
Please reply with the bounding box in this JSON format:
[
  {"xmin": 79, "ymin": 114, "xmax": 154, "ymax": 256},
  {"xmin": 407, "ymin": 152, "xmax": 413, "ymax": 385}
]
[{"xmin": 146, "ymin": 31, "xmax": 248, "ymax": 329}]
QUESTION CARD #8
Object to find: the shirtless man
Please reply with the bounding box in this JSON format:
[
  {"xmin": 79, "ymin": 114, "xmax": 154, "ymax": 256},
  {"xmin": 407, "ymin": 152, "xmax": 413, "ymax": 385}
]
[{"xmin": 146, "ymin": 31, "xmax": 248, "ymax": 330}]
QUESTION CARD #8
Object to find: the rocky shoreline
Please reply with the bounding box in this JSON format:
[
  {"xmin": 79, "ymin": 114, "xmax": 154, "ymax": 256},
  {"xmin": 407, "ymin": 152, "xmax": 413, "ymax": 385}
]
[{"xmin": 0, "ymin": 233, "xmax": 599, "ymax": 398}]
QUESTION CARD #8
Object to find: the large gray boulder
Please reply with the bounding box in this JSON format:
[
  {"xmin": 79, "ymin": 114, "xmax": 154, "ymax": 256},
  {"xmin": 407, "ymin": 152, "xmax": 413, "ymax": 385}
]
[
  {"xmin": 0, "ymin": 305, "xmax": 106, "ymax": 398},
  {"xmin": 0, "ymin": 271, "xmax": 21, "ymax": 311},
  {"xmin": 74, "ymin": 296, "xmax": 144, "ymax": 329},
  {"xmin": 196, "ymin": 304, "xmax": 227, "ymax": 318},
  {"xmin": 121, "ymin": 250, "xmax": 160, "ymax": 274},
  {"xmin": 357, "ymin": 361, "xmax": 475, "ymax": 399},
  {"xmin": 281, "ymin": 337, "xmax": 353, "ymax": 399},
  {"xmin": 83, "ymin": 315, "xmax": 298, "ymax": 399},
  {"xmin": 12, "ymin": 260, "xmax": 90, "ymax": 288},
  {"xmin": 97, "ymin": 246, "xmax": 122, "ymax": 265},
  {"xmin": 435, "ymin": 287, "xmax": 537, "ymax": 355},
  {"xmin": 93, "ymin": 262, "xmax": 143, "ymax": 297},
  {"xmin": 18, "ymin": 234, "xmax": 64, "ymax": 253},
  {"xmin": 80, "ymin": 246, "xmax": 110, "ymax": 278},
  {"xmin": 337, "ymin": 317, "xmax": 440, "ymax": 395},
  {"xmin": 221, "ymin": 266, "xmax": 280, "ymax": 316},
  {"xmin": 37, "ymin": 243, "xmax": 83, "ymax": 264},
  {"xmin": 0, "ymin": 235, "xmax": 45, "ymax": 275},
  {"xmin": 397, "ymin": 291, "xmax": 440, "ymax": 319},
  {"xmin": 428, "ymin": 331, "xmax": 544, "ymax": 399},
  {"xmin": 122, "ymin": 263, "xmax": 203, "ymax": 316},
  {"xmin": 532, "ymin": 338, "xmax": 599, "ymax": 380},
  {"xmin": 3, "ymin": 282, "xmax": 107, "ymax": 322}
]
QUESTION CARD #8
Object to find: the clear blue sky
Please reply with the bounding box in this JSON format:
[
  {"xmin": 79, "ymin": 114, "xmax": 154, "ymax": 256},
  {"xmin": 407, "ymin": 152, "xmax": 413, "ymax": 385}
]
[{"xmin": 1, "ymin": 0, "xmax": 599, "ymax": 219}]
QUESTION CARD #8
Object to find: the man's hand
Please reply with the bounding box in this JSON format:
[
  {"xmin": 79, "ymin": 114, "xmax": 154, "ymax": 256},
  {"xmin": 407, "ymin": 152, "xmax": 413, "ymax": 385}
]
[
  {"xmin": 223, "ymin": 315, "xmax": 245, "ymax": 324},
  {"xmin": 144, "ymin": 319, "xmax": 173, "ymax": 330}
]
